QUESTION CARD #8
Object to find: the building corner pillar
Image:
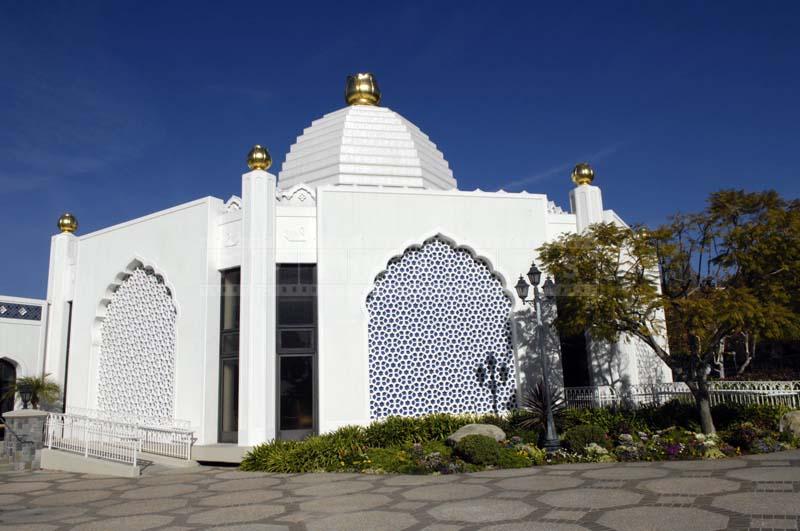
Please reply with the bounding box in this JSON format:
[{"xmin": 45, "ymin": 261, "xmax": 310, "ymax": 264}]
[
  {"xmin": 569, "ymin": 184, "xmax": 604, "ymax": 233},
  {"xmin": 239, "ymin": 169, "xmax": 277, "ymax": 446},
  {"xmin": 43, "ymin": 232, "xmax": 77, "ymax": 395}
]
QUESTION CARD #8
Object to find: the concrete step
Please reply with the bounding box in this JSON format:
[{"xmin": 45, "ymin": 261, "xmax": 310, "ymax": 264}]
[
  {"xmin": 191, "ymin": 444, "xmax": 252, "ymax": 464},
  {"xmin": 41, "ymin": 449, "xmax": 140, "ymax": 478}
]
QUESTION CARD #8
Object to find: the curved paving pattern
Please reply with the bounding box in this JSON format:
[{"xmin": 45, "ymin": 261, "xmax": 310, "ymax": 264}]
[{"xmin": 0, "ymin": 450, "xmax": 799, "ymax": 530}]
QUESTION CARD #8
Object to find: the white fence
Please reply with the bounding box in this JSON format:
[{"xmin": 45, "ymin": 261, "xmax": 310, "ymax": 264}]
[
  {"xmin": 139, "ymin": 424, "xmax": 194, "ymax": 460},
  {"xmin": 45, "ymin": 413, "xmax": 140, "ymax": 466},
  {"xmin": 45, "ymin": 412, "xmax": 194, "ymax": 466},
  {"xmin": 65, "ymin": 406, "xmax": 191, "ymax": 430},
  {"xmin": 564, "ymin": 381, "xmax": 800, "ymax": 409}
]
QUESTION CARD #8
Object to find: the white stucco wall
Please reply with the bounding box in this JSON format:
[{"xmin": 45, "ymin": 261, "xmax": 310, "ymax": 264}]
[
  {"xmin": 0, "ymin": 296, "xmax": 47, "ymax": 380},
  {"xmin": 63, "ymin": 198, "xmax": 223, "ymax": 444},
  {"xmin": 315, "ymin": 186, "xmax": 571, "ymax": 432}
]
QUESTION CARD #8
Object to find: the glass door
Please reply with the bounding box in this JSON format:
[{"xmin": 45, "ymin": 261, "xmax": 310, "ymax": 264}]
[
  {"xmin": 218, "ymin": 268, "xmax": 240, "ymax": 443},
  {"xmin": 276, "ymin": 264, "xmax": 316, "ymax": 440},
  {"xmin": 0, "ymin": 359, "xmax": 15, "ymax": 414}
]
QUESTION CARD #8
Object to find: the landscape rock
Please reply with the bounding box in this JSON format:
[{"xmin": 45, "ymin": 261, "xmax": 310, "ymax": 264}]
[
  {"xmin": 446, "ymin": 424, "xmax": 506, "ymax": 445},
  {"xmin": 779, "ymin": 410, "xmax": 800, "ymax": 438}
]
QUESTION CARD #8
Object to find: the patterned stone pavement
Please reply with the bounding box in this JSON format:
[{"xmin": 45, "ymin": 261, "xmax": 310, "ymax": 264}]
[{"xmin": 1, "ymin": 450, "xmax": 800, "ymax": 531}]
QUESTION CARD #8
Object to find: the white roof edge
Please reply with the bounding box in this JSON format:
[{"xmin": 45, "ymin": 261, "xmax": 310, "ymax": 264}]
[
  {"xmin": 0, "ymin": 294, "xmax": 47, "ymax": 305},
  {"xmin": 78, "ymin": 196, "xmax": 222, "ymax": 241},
  {"xmin": 317, "ymin": 185, "xmax": 547, "ymax": 200}
]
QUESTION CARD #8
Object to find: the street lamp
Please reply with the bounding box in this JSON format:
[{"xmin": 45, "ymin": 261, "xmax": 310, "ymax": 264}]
[
  {"xmin": 516, "ymin": 261, "xmax": 561, "ymax": 452},
  {"xmin": 18, "ymin": 382, "xmax": 33, "ymax": 410}
]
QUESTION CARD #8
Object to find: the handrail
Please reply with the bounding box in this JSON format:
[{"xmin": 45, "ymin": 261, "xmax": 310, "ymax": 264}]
[
  {"xmin": 45, "ymin": 412, "xmax": 193, "ymax": 463},
  {"xmin": 64, "ymin": 407, "xmax": 191, "ymax": 430}
]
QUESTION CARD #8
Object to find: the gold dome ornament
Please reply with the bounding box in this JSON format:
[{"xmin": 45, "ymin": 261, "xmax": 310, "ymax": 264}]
[
  {"xmin": 571, "ymin": 162, "xmax": 595, "ymax": 186},
  {"xmin": 345, "ymin": 73, "xmax": 381, "ymax": 106},
  {"xmin": 57, "ymin": 212, "xmax": 78, "ymax": 234},
  {"xmin": 246, "ymin": 145, "xmax": 272, "ymax": 171}
]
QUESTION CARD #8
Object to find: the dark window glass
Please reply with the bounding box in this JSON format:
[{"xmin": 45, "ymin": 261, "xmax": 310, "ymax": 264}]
[
  {"xmin": 0, "ymin": 359, "xmax": 16, "ymax": 415},
  {"xmin": 277, "ymin": 265, "xmax": 298, "ymax": 285},
  {"xmin": 280, "ymin": 329, "xmax": 314, "ymax": 351},
  {"xmin": 220, "ymin": 359, "xmax": 239, "ymax": 434},
  {"xmin": 221, "ymin": 269, "xmax": 240, "ymax": 331},
  {"xmin": 277, "ymin": 298, "xmax": 315, "ymax": 326},
  {"xmin": 277, "ymin": 264, "xmax": 316, "ymax": 286},
  {"xmin": 298, "ymin": 264, "xmax": 315, "ymax": 285},
  {"xmin": 280, "ymin": 356, "xmax": 313, "ymax": 430},
  {"xmin": 221, "ymin": 333, "xmax": 239, "ymax": 356},
  {"xmin": 219, "ymin": 268, "xmax": 241, "ymax": 443}
]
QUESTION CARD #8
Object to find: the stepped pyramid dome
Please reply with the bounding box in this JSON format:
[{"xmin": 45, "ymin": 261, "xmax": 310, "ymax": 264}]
[{"xmin": 279, "ymin": 73, "xmax": 457, "ymax": 191}]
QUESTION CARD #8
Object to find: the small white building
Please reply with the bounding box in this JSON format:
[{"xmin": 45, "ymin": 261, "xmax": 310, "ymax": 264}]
[{"xmin": 1, "ymin": 74, "xmax": 670, "ymax": 451}]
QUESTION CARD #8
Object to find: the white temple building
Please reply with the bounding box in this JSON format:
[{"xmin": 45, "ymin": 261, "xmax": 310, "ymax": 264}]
[{"xmin": 0, "ymin": 73, "xmax": 671, "ymax": 454}]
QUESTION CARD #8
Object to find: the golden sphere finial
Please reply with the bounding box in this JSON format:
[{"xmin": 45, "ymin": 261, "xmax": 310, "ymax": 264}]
[
  {"xmin": 345, "ymin": 73, "xmax": 381, "ymax": 106},
  {"xmin": 247, "ymin": 145, "xmax": 272, "ymax": 171},
  {"xmin": 57, "ymin": 212, "xmax": 78, "ymax": 234},
  {"xmin": 571, "ymin": 162, "xmax": 595, "ymax": 186}
]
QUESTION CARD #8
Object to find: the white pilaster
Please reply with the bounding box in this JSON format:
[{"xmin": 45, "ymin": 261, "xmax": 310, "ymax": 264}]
[
  {"xmin": 43, "ymin": 233, "xmax": 77, "ymax": 391},
  {"xmin": 569, "ymin": 184, "xmax": 604, "ymax": 232},
  {"xmin": 238, "ymin": 169, "xmax": 277, "ymax": 445}
]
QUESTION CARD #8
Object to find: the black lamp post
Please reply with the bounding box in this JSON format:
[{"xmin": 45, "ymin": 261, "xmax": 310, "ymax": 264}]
[
  {"xmin": 516, "ymin": 260, "xmax": 561, "ymax": 452},
  {"xmin": 18, "ymin": 382, "xmax": 33, "ymax": 410}
]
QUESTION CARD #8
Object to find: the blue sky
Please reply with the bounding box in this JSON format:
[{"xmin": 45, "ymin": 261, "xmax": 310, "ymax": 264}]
[{"xmin": 1, "ymin": 1, "xmax": 799, "ymax": 298}]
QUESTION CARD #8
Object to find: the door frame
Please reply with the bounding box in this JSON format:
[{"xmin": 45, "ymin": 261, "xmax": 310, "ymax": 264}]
[
  {"xmin": 217, "ymin": 268, "xmax": 240, "ymax": 444},
  {"xmin": 0, "ymin": 358, "xmax": 17, "ymax": 415},
  {"xmin": 275, "ymin": 264, "xmax": 318, "ymax": 440}
]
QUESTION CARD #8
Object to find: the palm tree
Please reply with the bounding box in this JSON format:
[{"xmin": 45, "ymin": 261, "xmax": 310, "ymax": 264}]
[
  {"xmin": 1, "ymin": 373, "xmax": 61, "ymax": 410},
  {"xmin": 516, "ymin": 379, "xmax": 565, "ymax": 431}
]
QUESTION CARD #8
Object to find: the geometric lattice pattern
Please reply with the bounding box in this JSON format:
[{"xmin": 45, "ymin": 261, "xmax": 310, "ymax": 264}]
[
  {"xmin": 0, "ymin": 301, "xmax": 42, "ymax": 321},
  {"xmin": 97, "ymin": 267, "xmax": 177, "ymax": 420},
  {"xmin": 635, "ymin": 337, "xmax": 667, "ymax": 385},
  {"xmin": 367, "ymin": 237, "xmax": 516, "ymax": 419}
]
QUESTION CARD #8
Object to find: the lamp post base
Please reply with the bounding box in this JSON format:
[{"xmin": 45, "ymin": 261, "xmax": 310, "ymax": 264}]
[{"xmin": 542, "ymin": 437, "xmax": 561, "ymax": 452}]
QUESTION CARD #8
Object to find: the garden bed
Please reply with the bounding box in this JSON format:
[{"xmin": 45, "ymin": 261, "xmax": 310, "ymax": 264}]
[{"xmin": 240, "ymin": 403, "xmax": 799, "ymax": 474}]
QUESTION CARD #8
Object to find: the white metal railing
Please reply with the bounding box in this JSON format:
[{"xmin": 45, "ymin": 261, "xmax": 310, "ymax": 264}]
[
  {"xmin": 45, "ymin": 413, "xmax": 140, "ymax": 466},
  {"xmin": 139, "ymin": 424, "xmax": 194, "ymax": 461},
  {"xmin": 65, "ymin": 406, "xmax": 191, "ymax": 430},
  {"xmin": 46, "ymin": 412, "xmax": 194, "ymax": 464},
  {"xmin": 564, "ymin": 381, "xmax": 800, "ymax": 409}
]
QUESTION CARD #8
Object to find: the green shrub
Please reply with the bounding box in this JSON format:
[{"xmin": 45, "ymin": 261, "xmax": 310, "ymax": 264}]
[
  {"xmin": 419, "ymin": 440, "xmax": 452, "ymax": 457},
  {"xmin": 712, "ymin": 404, "xmax": 791, "ymax": 431},
  {"xmin": 497, "ymin": 447, "xmax": 532, "ymax": 468},
  {"xmin": 557, "ymin": 407, "xmax": 647, "ymax": 437},
  {"xmin": 556, "ymin": 401, "xmax": 792, "ymax": 439},
  {"xmin": 637, "ymin": 401, "xmax": 698, "ymax": 431},
  {"xmin": 363, "ymin": 447, "xmax": 412, "ymax": 473},
  {"xmin": 364, "ymin": 414, "xmax": 480, "ymax": 447},
  {"xmin": 719, "ymin": 421, "xmax": 788, "ymax": 454},
  {"xmin": 562, "ymin": 424, "xmax": 610, "ymax": 452},
  {"xmin": 241, "ymin": 426, "xmax": 368, "ymax": 473},
  {"xmin": 363, "ymin": 416, "xmax": 421, "ymax": 447},
  {"xmin": 288, "ymin": 436, "xmax": 341, "ymax": 471},
  {"xmin": 520, "ymin": 444, "xmax": 547, "ymax": 465},
  {"xmin": 454, "ymin": 434, "xmax": 500, "ymax": 466},
  {"xmin": 241, "ymin": 440, "xmax": 300, "ymax": 473}
]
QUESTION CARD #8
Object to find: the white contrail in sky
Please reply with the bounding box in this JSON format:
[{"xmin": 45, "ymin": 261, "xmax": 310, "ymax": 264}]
[{"xmin": 501, "ymin": 141, "xmax": 628, "ymax": 190}]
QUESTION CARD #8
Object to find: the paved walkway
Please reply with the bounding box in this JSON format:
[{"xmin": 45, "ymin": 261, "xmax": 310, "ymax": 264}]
[{"xmin": 1, "ymin": 450, "xmax": 800, "ymax": 531}]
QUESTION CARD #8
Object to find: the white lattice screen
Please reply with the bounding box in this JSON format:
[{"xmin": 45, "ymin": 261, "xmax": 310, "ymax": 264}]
[
  {"xmin": 367, "ymin": 237, "xmax": 515, "ymax": 419},
  {"xmin": 97, "ymin": 267, "xmax": 177, "ymax": 420}
]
